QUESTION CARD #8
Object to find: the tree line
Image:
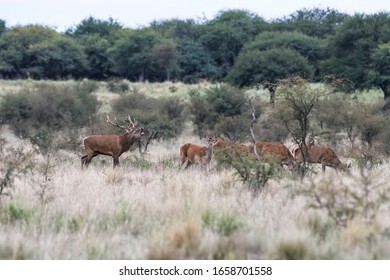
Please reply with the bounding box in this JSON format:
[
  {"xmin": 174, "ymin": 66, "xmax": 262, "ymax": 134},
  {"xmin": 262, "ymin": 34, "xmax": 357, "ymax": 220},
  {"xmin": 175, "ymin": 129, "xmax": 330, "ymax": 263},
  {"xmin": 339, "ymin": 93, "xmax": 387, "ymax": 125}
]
[{"xmin": 1, "ymin": 8, "xmax": 390, "ymax": 99}]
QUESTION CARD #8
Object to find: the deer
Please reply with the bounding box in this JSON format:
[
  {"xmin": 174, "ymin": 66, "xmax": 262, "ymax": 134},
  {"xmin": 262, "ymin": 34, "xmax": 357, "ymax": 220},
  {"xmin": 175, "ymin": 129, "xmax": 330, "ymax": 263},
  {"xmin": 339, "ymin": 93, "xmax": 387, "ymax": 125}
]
[
  {"xmin": 289, "ymin": 143, "xmax": 349, "ymax": 172},
  {"xmin": 178, "ymin": 137, "xmax": 213, "ymax": 170},
  {"xmin": 81, "ymin": 115, "xmax": 144, "ymax": 169},
  {"xmin": 247, "ymin": 141, "xmax": 296, "ymax": 169},
  {"xmin": 207, "ymin": 135, "xmax": 250, "ymax": 157}
]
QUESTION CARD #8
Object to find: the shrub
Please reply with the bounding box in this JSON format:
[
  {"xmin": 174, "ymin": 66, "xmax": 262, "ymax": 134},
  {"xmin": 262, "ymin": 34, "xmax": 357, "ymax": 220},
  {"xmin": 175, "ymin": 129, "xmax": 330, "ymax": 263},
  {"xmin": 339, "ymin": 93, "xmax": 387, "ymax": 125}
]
[
  {"xmin": 202, "ymin": 209, "xmax": 242, "ymax": 237},
  {"xmin": 0, "ymin": 82, "xmax": 100, "ymax": 150},
  {"xmin": 188, "ymin": 85, "xmax": 246, "ymax": 137},
  {"xmin": 111, "ymin": 91, "xmax": 186, "ymax": 153}
]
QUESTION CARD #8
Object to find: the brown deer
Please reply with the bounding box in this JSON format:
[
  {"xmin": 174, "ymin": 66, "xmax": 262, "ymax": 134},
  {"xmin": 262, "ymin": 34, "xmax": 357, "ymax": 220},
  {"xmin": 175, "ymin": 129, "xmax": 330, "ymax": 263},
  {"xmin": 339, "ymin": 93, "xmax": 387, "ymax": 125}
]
[
  {"xmin": 207, "ymin": 136, "xmax": 249, "ymax": 157},
  {"xmin": 81, "ymin": 116, "xmax": 144, "ymax": 169},
  {"xmin": 178, "ymin": 138, "xmax": 213, "ymax": 170},
  {"xmin": 290, "ymin": 143, "xmax": 349, "ymax": 172},
  {"xmin": 248, "ymin": 141, "xmax": 296, "ymax": 169}
]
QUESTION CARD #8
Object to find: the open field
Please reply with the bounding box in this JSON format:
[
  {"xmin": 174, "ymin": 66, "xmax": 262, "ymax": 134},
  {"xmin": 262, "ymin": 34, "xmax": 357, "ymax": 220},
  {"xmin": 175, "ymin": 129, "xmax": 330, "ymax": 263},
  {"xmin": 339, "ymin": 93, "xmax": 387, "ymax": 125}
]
[
  {"xmin": 1, "ymin": 80, "xmax": 390, "ymax": 260},
  {"xmin": 1, "ymin": 124, "xmax": 390, "ymax": 260}
]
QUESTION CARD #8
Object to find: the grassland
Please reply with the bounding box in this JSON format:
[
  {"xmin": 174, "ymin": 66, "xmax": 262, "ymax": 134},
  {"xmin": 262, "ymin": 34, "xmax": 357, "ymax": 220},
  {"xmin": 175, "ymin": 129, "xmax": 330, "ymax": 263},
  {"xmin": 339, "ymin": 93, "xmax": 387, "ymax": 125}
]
[{"xmin": 0, "ymin": 80, "xmax": 390, "ymax": 260}]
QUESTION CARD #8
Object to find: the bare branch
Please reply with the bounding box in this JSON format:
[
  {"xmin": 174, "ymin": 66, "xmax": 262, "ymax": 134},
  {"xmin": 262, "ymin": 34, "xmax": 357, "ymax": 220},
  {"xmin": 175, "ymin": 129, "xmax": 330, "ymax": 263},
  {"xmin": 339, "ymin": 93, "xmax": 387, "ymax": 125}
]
[{"xmin": 246, "ymin": 97, "xmax": 260, "ymax": 161}]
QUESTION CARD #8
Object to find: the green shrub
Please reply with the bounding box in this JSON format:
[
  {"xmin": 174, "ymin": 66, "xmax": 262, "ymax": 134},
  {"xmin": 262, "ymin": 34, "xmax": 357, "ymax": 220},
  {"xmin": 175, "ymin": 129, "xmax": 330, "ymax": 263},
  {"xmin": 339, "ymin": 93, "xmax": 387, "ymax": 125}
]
[
  {"xmin": 202, "ymin": 210, "xmax": 242, "ymax": 237},
  {"xmin": 111, "ymin": 91, "xmax": 186, "ymax": 153},
  {"xmin": 0, "ymin": 82, "xmax": 100, "ymax": 150},
  {"xmin": 188, "ymin": 85, "xmax": 246, "ymax": 137},
  {"xmin": 272, "ymin": 239, "xmax": 312, "ymax": 260}
]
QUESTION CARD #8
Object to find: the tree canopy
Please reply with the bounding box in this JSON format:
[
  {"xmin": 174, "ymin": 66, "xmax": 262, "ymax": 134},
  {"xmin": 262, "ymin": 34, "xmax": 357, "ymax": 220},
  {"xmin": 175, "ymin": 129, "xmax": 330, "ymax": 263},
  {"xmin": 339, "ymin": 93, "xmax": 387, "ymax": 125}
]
[{"xmin": 1, "ymin": 9, "xmax": 390, "ymax": 98}]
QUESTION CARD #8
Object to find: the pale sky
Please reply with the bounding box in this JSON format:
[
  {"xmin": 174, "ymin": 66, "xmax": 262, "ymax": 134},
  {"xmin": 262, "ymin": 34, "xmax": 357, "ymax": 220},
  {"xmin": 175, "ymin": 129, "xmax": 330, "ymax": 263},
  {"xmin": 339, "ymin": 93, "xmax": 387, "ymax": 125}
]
[{"xmin": 1, "ymin": 0, "xmax": 389, "ymax": 32}]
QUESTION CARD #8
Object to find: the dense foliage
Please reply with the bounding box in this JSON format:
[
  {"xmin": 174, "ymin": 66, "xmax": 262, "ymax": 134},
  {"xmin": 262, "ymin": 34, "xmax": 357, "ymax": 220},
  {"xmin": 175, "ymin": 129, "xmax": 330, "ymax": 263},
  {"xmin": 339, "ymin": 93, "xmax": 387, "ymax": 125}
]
[{"xmin": 1, "ymin": 8, "xmax": 390, "ymax": 98}]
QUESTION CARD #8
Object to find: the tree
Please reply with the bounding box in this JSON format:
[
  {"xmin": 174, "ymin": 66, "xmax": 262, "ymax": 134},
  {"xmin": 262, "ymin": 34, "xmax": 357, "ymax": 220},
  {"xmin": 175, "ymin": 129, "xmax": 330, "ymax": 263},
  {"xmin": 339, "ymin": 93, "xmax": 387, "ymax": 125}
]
[
  {"xmin": 274, "ymin": 8, "xmax": 348, "ymax": 38},
  {"xmin": 371, "ymin": 43, "xmax": 390, "ymax": 101},
  {"xmin": 244, "ymin": 31, "xmax": 323, "ymax": 69},
  {"xmin": 153, "ymin": 40, "xmax": 179, "ymax": 81},
  {"xmin": 66, "ymin": 17, "xmax": 123, "ymax": 79},
  {"xmin": 150, "ymin": 18, "xmax": 202, "ymax": 41},
  {"xmin": 0, "ymin": 25, "xmax": 87, "ymax": 79},
  {"xmin": 176, "ymin": 39, "xmax": 218, "ymax": 83},
  {"xmin": 273, "ymin": 77, "xmax": 327, "ymax": 176},
  {"xmin": 66, "ymin": 16, "xmax": 123, "ymax": 39},
  {"xmin": 226, "ymin": 48, "xmax": 313, "ymax": 88},
  {"xmin": 0, "ymin": 19, "xmax": 6, "ymax": 36},
  {"xmin": 27, "ymin": 36, "xmax": 87, "ymax": 79},
  {"xmin": 109, "ymin": 29, "xmax": 162, "ymax": 81},
  {"xmin": 0, "ymin": 25, "xmax": 55, "ymax": 78},
  {"xmin": 200, "ymin": 9, "xmax": 266, "ymax": 78},
  {"xmin": 320, "ymin": 13, "xmax": 390, "ymax": 99}
]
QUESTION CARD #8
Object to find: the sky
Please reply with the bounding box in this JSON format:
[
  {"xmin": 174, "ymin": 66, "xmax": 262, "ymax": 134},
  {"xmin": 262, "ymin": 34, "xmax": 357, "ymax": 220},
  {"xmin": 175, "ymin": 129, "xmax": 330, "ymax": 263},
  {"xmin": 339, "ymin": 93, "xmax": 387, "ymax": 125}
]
[{"xmin": 1, "ymin": 0, "xmax": 389, "ymax": 32}]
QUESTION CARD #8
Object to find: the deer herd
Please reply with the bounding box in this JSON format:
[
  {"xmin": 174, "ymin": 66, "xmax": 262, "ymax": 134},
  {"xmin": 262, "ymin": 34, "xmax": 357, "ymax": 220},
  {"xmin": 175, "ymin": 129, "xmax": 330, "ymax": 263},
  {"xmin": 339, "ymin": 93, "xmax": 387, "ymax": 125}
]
[{"xmin": 81, "ymin": 115, "xmax": 350, "ymax": 173}]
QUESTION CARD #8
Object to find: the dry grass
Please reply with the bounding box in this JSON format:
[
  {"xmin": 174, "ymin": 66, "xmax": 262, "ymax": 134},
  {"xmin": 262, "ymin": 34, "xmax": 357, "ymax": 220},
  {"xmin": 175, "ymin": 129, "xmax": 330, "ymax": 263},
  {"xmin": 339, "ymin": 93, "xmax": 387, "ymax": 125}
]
[
  {"xmin": 1, "ymin": 127, "xmax": 390, "ymax": 260},
  {"xmin": 1, "ymin": 80, "xmax": 390, "ymax": 260}
]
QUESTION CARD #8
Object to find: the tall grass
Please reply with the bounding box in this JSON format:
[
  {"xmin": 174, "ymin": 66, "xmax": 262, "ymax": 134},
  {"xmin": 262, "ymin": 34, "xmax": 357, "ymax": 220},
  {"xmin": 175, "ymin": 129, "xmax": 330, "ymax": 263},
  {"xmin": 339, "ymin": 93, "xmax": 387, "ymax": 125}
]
[{"xmin": 1, "ymin": 129, "xmax": 390, "ymax": 260}]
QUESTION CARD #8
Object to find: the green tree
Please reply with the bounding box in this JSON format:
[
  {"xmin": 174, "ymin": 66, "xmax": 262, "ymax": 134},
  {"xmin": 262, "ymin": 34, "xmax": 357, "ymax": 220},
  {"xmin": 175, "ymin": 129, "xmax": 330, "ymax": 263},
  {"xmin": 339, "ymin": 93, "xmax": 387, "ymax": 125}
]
[
  {"xmin": 153, "ymin": 40, "xmax": 179, "ymax": 81},
  {"xmin": 226, "ymin": 48, "xmax": 313, "ymax": 88},
  {"xmin": 274, "ymin": 8, "xmax": 348, "ymax": 38},
  {"xmin": 200, "ymin": 9, "xmax": 266, "ymax": 78},
  {"xmin": 150, "ymin": 18, "xmax": 202, "ymax": 41},
  {"xmin": 0, "ymin": 19, "xmax": 6, "ymax": 36},
  {"xmin": 371, "ymin": 43, "xmax": 390, "ymax": 101},
  {"xmin": 0, "ymin": 25, "xmax": 55, "ymax": 78},
  {"xmin": 0, "ymin": 25, "xmax": 87, "ymax": 79},
  {"xmin": 66, "ymin": 17, "xmax": 123, "ymax": 79},
  {"xmin": 66, "ymin": 16, "xmax": 123, "ymax": 38},
  {"xmin": 244, "ymin": 31, "xmax": 323, "ymax": 68},
  {"xmin": 320, "ymin": 13, "xmax": 390, "ymax": 99},
  {"xmin": 109, "ymin": 29, "xmax": 162, "ymax": 81},
  {"xmin": 176, "ymin": 39, "xmax": 218, "ymax": 83},
  {"xmin": 27, "ymin": 36, "xmax": 87, "ymax": 79}
]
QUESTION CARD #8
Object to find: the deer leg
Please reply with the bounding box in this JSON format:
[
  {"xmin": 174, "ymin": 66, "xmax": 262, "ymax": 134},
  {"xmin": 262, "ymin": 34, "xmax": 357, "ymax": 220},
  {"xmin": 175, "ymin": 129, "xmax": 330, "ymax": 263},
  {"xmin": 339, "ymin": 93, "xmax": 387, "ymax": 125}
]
[
  {"xmin": 184, "ymin": 161, "xmax": 193, "ymax": 170},
  {"xmin": 84, "ymin": 152, "xmax": 98, "ymax": 168},
  {"xmin": 321, "ymin": 162, "xmax": 326, "ymax": 172},
  {"xmin": 81, "ymin": 155, "xmax": 87, "ymax": 169},
  {"xmin": 113, "ymin": 157, "xmax": 120, "ymax": 168},
  {"xmin": 178, "ymin": 157, "xmax": 186, "ymax": 170}
]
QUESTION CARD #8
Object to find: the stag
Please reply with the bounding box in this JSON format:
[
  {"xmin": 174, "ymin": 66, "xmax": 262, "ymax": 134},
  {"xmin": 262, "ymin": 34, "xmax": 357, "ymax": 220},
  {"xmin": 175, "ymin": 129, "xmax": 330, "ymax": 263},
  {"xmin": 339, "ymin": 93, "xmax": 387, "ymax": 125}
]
[
  {"xmin": 178, "ymin": 138, "xmax": 213, "ymax": 170},
  {"xmin": 290, "ymin": 143, "xmax": 349, "ymax": 172},
  {"xmin": 248, "ymin": 141, "xmax": 296, "ymax": 169},
  {"xmin": 81, "ymin": 116, "xmax": 144, "ymax": 168}
]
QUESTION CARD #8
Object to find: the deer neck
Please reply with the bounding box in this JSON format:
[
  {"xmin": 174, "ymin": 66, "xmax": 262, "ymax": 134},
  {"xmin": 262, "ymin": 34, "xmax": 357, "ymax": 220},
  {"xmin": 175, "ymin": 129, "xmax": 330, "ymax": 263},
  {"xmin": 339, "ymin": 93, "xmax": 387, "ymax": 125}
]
[{"xmin": 119, "ymin": 133, "xmax": 137, "ymax": 151}]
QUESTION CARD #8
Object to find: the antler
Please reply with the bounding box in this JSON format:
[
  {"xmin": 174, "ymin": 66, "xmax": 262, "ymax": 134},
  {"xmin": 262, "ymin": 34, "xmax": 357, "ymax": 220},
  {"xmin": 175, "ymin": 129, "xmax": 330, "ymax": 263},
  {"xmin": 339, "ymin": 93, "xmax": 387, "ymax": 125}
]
[
  {"xmin": 125, "ymin": 115, "xmax": 138, "ymax": 128},
  {"xmin": 107, "ymin": 115, "xmax": 139, "ymax": 130},
  {"xmin": 106, "ymin": 115, "xmax": 127, "ymax": 129}
]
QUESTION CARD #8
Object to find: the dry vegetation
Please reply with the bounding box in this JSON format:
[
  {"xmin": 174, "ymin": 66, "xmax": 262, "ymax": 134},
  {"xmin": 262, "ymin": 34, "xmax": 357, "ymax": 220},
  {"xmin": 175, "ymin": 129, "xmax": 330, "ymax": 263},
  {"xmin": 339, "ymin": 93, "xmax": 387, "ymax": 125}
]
[
  {"xmin": 1, "ymin": 80, "xmax": 390, "ymax": 260},
  {"xmin": 1, "ymin": 123, "xmax": 390, "ymax": 260}
]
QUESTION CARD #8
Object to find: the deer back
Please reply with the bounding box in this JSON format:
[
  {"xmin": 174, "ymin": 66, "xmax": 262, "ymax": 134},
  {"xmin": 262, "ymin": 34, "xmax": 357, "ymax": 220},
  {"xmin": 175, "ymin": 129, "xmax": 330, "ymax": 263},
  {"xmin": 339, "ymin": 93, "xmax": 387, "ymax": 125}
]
[
  {"xmin": 250, "ymin": 142, "xmax": 293, "ymax": 162},
  {"xmin": 83, "ymin": 134, "xmax": 122, "ymax": 156},
  {"xmin": 181, "ymin": 143, "xmax": 212, "ymax": 164}
]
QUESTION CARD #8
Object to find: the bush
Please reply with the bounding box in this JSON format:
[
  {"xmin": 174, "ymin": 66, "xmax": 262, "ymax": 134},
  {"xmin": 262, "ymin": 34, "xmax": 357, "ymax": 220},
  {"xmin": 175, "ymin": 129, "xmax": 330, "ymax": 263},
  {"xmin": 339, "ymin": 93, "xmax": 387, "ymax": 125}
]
[
  {"xmin": 189, "ymin": 85, "xmax": 246, "ymax": 137},
  {"xmin": 111, "ymin": 91, "xmax": 186, "ymax": 140},
  {"xmin": 0, "ymin": 82, "xmax": 100, "ymax": 150}
]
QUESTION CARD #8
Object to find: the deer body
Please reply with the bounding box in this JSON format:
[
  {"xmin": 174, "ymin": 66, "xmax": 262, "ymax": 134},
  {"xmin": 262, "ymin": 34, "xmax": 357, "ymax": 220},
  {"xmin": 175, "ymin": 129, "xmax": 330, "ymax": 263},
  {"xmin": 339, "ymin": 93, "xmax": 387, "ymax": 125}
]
[
  {"xmin": 248, "ymin": 142, "xmax": 295, "ymax": 168},
  {"xmin": 81, "ymin": 116, "xmax": 144, "ymax": 168},
  {"xmin": 290, "ymin": 144, "xmax": 348, "ymax": 172},
  {"xmin": 207, "ymin": 137, "xmax": 249, "ymax": 157},
  {"xmin": 178, "ymin": 143, "xmax": 213, "ymax": 170}
]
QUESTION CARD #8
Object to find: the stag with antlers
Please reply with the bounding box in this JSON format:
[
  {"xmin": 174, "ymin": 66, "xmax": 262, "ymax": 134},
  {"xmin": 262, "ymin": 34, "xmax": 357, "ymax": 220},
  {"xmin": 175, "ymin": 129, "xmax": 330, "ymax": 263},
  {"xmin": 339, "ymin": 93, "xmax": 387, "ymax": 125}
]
[{"xmin": 81, "ymin": 116, "xmax": 144, "ymax": 168}]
